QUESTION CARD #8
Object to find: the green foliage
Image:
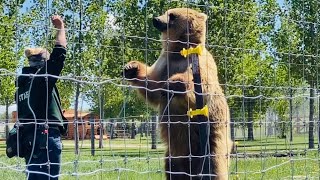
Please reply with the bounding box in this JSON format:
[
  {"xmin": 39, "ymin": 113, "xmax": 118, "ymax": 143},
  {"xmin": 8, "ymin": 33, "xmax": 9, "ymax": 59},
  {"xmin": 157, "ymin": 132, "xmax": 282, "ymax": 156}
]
[
  {"xmin": 270, "ymin": 0, "xmax": 319, "ymax": 146},
  {"xmin": 272, "ymin": 0, "xmax": 320, "ymax": 86},
  {"xmin": 0, "ymin": 1, "xmax": 25, "ymax": 106}
]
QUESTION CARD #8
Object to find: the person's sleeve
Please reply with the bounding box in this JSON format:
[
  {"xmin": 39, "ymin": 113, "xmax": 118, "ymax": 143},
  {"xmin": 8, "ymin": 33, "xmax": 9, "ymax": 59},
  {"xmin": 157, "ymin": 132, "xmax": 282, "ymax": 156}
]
[
  {"xmin": 36, "ymin": 45, "xmax": 66, "ymax": 85},
  {"xmin": 32, "ymin": 45, "xmax": 67, "ymax": 105},
  {"xmin": 40, "ymin": 44, "xmax": 67, "ymax": 77}
]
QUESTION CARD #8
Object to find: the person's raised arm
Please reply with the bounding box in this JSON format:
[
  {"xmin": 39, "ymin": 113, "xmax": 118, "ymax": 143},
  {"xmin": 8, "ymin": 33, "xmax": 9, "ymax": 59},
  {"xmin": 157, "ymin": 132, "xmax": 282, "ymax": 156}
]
[
  {"xmin": 51, "ymin": 15, "xmax": 66, "ymax": 48},
  {"xmin": 39, "ymin": 15, "xmax": 67, "ymax": 84}
]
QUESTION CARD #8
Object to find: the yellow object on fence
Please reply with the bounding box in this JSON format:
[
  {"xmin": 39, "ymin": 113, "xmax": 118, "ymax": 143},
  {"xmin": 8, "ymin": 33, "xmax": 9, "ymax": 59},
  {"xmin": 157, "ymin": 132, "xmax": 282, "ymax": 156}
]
[
  {"xmin": 187, "ymin": 105, "xmax": 209, "ymax": 118},
  {"xmin": 180, "ymin": 45, "xmax": 203, "ymax": 57}
]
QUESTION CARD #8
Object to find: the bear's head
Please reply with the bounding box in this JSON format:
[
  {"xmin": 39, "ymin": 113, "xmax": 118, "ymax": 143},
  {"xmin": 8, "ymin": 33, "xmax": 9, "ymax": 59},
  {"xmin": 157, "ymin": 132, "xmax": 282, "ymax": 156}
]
[{"xmin": 153, "ymin": 8, "xmax": 207, "ymax": 51}]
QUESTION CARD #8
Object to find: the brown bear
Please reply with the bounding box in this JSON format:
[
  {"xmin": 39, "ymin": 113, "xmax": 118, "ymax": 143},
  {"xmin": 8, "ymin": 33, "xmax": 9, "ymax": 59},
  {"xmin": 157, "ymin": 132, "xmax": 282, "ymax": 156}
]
[{"xmin": 123, "ymin": 8, "xmax": 232, "ymax": 180}]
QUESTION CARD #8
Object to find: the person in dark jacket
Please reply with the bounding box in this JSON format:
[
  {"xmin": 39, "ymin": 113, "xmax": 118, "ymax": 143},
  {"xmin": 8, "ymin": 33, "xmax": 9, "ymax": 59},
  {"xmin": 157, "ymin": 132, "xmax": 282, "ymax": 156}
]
[{"xmin": 16, "ymin": 15, "xmax": 67, "ymax": 180}]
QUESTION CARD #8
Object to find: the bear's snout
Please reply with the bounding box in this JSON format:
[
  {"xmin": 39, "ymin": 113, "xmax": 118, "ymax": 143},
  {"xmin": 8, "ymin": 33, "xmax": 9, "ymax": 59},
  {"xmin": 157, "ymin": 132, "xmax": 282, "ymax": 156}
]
[{"xmin": 153, "ymin": 17, "xmax": 167, "ymax": 32}]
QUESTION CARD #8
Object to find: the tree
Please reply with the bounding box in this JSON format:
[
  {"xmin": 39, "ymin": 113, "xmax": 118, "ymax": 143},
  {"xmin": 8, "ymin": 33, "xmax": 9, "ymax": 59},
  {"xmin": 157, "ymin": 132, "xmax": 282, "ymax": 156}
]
[
  {"xmin": 105, "ymin": 0, "xmax": 293, "ymax": 141},
  {"xmin": 7, "ymin": 1, "xmax": 304, "ymax": 144},
  {"xmin": 0, "ymin": 0, "xmax": 27, "ymax": 137},
  {"xmin": 198, "ymin": 0, "xmax": 282, "ymax": 140},
  {"xmin": 271, "ymin": 0, "xmax": 320, "ymax": 148}
]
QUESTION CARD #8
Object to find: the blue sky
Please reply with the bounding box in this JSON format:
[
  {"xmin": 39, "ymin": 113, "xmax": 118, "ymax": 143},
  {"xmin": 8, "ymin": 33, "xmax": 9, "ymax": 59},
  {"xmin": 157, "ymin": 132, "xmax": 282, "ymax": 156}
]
[{"xmin": 278, "ymin": 0, "xmax": 284, "ymax": 6}]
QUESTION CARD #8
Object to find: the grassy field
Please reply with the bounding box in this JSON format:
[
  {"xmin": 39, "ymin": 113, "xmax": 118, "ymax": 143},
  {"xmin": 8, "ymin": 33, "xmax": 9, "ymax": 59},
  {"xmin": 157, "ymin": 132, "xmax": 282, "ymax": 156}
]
[{"xmin": 0, "ymin": 134, "xmax": 320, "ymax": 180}]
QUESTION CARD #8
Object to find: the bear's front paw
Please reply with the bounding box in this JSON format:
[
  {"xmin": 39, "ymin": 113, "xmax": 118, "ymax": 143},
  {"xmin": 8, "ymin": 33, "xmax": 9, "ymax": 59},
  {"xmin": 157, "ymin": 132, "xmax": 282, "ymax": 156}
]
[{"xmin": 122, "ymin": 61, "xmax": 139, "ymax": 79}]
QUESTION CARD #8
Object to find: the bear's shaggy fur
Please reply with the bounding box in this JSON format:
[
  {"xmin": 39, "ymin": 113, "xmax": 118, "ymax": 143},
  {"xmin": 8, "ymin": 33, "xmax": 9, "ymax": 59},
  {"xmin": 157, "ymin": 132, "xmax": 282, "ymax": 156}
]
[{"xmin": 123, "ymin": 8, "xmax": 232, "ymax": 180}]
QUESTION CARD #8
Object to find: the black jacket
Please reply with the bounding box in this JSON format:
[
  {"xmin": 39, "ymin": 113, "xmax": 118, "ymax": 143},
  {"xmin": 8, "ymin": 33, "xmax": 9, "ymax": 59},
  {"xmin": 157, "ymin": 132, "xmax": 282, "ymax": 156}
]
[{"xmin": 16, "ymin": 45, "xmax": 68, "ymax": 135}]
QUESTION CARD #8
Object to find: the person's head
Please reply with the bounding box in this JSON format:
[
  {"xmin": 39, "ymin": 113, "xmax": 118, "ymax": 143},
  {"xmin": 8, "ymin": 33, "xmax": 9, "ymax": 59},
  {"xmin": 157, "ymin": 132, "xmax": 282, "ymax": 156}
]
[{"xmin": 24, "ymin": 48, "xmax": 50, "ymax": 68}]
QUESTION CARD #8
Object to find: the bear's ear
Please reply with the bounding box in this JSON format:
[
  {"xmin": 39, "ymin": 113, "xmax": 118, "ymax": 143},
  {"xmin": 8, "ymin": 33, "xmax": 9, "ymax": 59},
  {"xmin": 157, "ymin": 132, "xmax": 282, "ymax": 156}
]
[{"xmin": 198, "ymin": 13, "xmax": 207, "ymax": 22}]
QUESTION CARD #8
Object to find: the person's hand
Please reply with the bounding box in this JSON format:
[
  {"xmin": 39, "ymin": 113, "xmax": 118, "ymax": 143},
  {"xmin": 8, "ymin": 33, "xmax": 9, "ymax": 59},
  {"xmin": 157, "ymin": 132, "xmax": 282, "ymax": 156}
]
[{"xmin": 51, "ymin": 15, "xmax": 64, "ymax": 29}]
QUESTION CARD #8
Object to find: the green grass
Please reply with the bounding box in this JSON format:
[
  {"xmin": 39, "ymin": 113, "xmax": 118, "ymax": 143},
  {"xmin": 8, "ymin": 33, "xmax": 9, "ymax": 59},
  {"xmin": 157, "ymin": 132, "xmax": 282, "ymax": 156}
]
[{"xmin": 0, "ymin": 135, "xmax": 320, "ymax": 179}]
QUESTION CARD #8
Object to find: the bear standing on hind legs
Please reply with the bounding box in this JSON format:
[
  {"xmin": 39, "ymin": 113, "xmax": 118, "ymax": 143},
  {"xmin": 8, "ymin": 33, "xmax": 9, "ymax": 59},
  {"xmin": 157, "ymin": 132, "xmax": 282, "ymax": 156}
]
[{"xmin": 123, "ymin": 8, "xmax": 232, "ymax": 180}]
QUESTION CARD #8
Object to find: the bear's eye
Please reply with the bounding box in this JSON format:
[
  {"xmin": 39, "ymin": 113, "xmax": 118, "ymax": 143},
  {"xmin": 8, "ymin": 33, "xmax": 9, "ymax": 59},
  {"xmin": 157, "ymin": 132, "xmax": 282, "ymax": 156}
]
[{"xmin": 169, "ymin": 13, "xmax": 177, "ymax": 21}]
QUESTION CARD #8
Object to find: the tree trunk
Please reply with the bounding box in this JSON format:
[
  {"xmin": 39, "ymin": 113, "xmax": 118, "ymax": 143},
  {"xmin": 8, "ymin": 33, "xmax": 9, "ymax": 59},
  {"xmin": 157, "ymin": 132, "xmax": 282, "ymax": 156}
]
[
  {"xmin": 5, "ymin": 97, "xmax": 9, "ymax": 139},
  {"xmin": 131, "ymin": 118, "xmax": 135, "ymax": 139},
  {"xmin": 145, "ymin": 122, "xmax": 149, "ymax": 137},
  {"xmin": 151, "ymin": 116, "xmax": 157, "ymax": 149},
  {"xmin": 98, "ymin": 123, "xmax": 104, "ymax": 148},
  {"xmin": 99, "ymin": 91, "xmax": 104, "ymax": 148},
  {"xmin": 74, "ymin": 0, "xmax": 83, "ymax": 154},
  {"xmin": 110, "ymin": 119, "xmax": 115, "ymax": 139},
  {"xmin": 230, "ymin": 109, "xmax": 235, "ymax": 141},
  {"xmin": 140, "ymin": 123, "xmax": 143, "ymax": 137},
  {"xmin": 279, "ymin": 120, "xmax": 286, "ymax": 139},
  {"xmin": 247, "ymin": 100, "xmax": 254, "ymax": 141},
  {"xmin": 247, "ymin": 122, "xmax": 254, "ymax": 141},
  {"xmin": 309, "ymin": 88, "xmax": 315, "ymax": 149},
  {"xmin": 318, "ymin": 90, "xmax": 320, "ymax": 150},
  {"xmin": 289, "ymin": 88, "xmax": 293, "ymax": 142},
  {"xmin": 74, "ymin": 83, "xmax": 80, "ymax": 154},
  {"xmin": 90, "ymin": 114, "xmax": 95, "ymax": 156}
]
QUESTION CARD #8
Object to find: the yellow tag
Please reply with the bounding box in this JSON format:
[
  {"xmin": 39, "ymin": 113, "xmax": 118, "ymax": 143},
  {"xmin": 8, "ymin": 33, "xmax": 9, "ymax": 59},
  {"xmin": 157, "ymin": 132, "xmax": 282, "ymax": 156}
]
[
  {"xmin": 187, "ymin": 105, "xmax": 209, "ymax": 118},
  {"xmin": 180, "ymin": 45, "xmax": 203, "ymax": 57}
]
